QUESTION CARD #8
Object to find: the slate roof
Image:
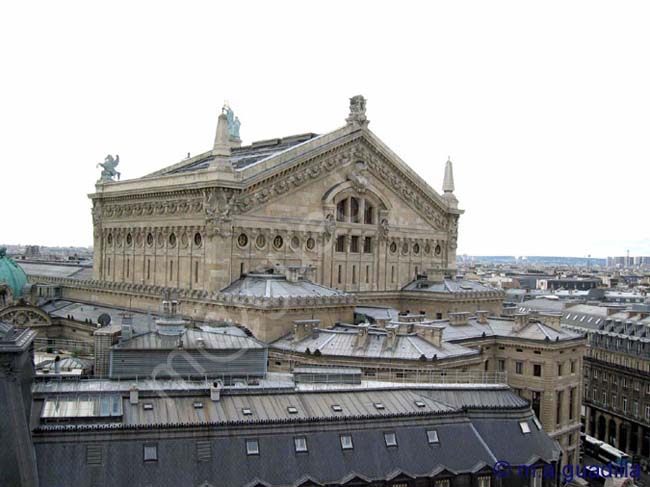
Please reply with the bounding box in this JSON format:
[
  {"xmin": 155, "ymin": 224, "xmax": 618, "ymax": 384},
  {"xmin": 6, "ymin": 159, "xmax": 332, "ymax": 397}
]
[{"xmin": 31, "ymin": 384, "xmax": 560, "ymax": 487}]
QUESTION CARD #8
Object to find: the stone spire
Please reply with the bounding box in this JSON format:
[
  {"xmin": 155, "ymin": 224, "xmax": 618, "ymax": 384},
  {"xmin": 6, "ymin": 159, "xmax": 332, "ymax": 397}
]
[
  {"xmin": 346, "ymin": 95, "xmax": 369, "ymax": 128},
  {"xmin": 442, "ymin": 156, "xmax": 458, "ymax": 208},
  {"xmin": 211, "ymin": 105, "xmax": 234, "ymax": 171}
]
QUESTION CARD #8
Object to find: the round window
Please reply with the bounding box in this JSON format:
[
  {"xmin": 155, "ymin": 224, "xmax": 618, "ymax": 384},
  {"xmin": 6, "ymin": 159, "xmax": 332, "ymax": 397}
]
[
  {"xmin": 147, "ymin": 233, "xmax": 154, "ymax": 246},
  {"xmin": 435, "ymin": 244, "xmax": 442, "ymax": 256},
  {"xmin": 126, "ymin": 233, "xmax": 133, "ymax": 246},
  {"xmin": 194, "ymin": 232, "xmax": 202, "ymax": 247},
  {"xmin": 256, "ymin": 234, "xmax": 266, "ymax": 248},
  {"xmin": 169, "ymin": 233, "xmax": 177, "ymax": 247},
  {"xmin": 273, "ymin": 235, "xmax": 284, "ymax": 250},
  {"xmin": 107, "ymin": 233, "xmax": 113, "ymax": 245},
  {"xmin": 413, "ymin": 243, "xmax": 420, "ymax": 255},
  {"xmin": 389, "ymin": 242, "xmax": 397, "ymax": 254},
  {"xmin": 306, "ymin": 237, "xmax": 315, "ymax": 250},
  {"xmin": 238, "ymin": 233, "xmax": 249, "ymax": 248}
]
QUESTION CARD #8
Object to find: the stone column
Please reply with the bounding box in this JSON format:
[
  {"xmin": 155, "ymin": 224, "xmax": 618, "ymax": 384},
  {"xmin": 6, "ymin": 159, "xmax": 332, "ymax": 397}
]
[
  {"xmin": 614, "ymin": 418, "xmax": 622, "ymax": 449},
  {"xmin": 604, "ymin": 413, "xmax": 610, "ymax": 442},
  {"xmin": 625, "ymin": 422, "xmax": 632, "ymax": 453},
  {"xmin": 637, "ymin": 425, "xmax": 644, "ymax": 456}
]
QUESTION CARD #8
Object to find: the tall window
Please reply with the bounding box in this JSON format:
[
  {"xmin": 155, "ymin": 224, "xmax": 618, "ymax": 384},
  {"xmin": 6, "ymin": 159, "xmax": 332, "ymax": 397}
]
[
  {"xmin": 569, "ymin": 388, "xmax": 575, "ymax": 420},
  {"xmin": 169, "ymin": 260, "xmax": 174, "ymax": 281},
  {"xmin": 365, "ymin": 265, "xmax": 370, "ymax": 284},
  {"xmin": 352, "ymin": 265, "xmax": 356, "ymax": 285},
  {"xmin": 350, "ymin": 197, "xmax": 359, "ymax": 223},
  {"xmin": 126, "ymin": 258, "xmax": 130, "ymax": 278},
  {"xmin": 336, "ymin": 199, "xmax": 347, "ymax": 222},
  {"xmin": 194, "ymin": 261, "xmax": 199, "ymax": 283},
  {"xmin": 146, "ymin": 259, "xmax": 151, "ymax": 280},
  {"xmin": 556, "ymin": 390, "xmax": 563, "ymax": 426},
  {"xmin": 363, "ymin": 237, "xmax": 372, "ymax": 253},
  {"xmin": 533, "ymin": 364, "xmax": 542, "ymax": 377},
  {"xmin": 337, "ymin": 265, "xmax": 342, "ymax": 284},
  {"xmin": 350, "ymin": 236, "xmax": 359, "ymax": 253},
  {"xmin": 364, "ymin": 204, "xmax": 374, "ymax": 224},
  {"xmin": 336, "ymin": 236, "xmax": 346, "ymax": 253}
]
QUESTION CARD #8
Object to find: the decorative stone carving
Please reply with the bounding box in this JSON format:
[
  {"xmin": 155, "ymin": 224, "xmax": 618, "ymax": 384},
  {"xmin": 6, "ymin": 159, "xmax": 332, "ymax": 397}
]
[
  {"xmin": 346, "ymin": 95, "xmax": 369, "ymax": 127},
  {"xmin": 379, "ymin": 218, "xmax": 390, "ymax": 240},
  {"xmin": 347, "ymin": 161, "xmax": 369, "ymax": 194},
  {"xmin": 204, "ymin": 188, "xmax": 236, "ymax": 238},
  {"xmin": 324, "ymin": 214, "xmax": 336, "ymax": 241}
]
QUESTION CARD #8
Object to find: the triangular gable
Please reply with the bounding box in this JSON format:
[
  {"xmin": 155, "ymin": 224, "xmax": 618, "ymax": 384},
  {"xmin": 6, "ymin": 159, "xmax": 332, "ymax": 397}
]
[{"xmin": 235, "ymin": 125, "xmax": 457, "ymax": 230}]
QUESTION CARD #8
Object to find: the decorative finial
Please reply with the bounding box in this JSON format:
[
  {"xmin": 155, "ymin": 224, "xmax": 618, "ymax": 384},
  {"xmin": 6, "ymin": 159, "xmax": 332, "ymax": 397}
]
[
  {"xmin": 442, "ymin": 156, "xmax": 458, "ymax": 208},
  {"xmin": 96, "ymin": 155, "xmax": 121, "ymax": 182},
  {"xmin": 346, "ymin": 95, "xmax": 369, "ymax": 128}
]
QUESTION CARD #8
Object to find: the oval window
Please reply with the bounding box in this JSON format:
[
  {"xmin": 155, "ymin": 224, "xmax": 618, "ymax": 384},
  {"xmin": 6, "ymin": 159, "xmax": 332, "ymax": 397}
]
[
  {"xmin": 273, "ymin": 235, "xmax": 284, "ymax": 250},
  {"xmin": 194, "ymin": 232, "xmax": 202, "ymax": 247},
  {"xmin": 238, "ymin": 233, "xmax": 249, "ymax": 248}
]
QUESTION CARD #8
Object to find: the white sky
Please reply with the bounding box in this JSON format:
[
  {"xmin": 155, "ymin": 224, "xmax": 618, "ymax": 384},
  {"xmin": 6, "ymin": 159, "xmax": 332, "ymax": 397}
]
[{"xmin": 1, "ymin": 1, "xmax": 648, "ymax": 257}]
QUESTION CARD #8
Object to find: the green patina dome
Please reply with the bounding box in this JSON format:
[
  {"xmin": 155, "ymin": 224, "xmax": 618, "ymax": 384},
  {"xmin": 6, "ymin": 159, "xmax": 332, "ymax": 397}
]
[{"xmin": 0, "ymin": 247, "xmax": 28, "ymax": 298}]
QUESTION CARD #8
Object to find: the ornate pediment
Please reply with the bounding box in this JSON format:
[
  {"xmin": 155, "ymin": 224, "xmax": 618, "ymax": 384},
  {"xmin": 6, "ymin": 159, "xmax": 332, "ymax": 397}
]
[{"xmin": 236, "ymin": 134, "xmax": 452, "ymax": 231}]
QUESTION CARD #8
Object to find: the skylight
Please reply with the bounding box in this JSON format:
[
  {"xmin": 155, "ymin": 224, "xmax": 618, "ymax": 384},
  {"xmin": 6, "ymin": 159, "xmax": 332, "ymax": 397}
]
[
  {"xmin": 294, "ymin": 437, "xmax": 307, "ymax": 453},
  {"xmin": 519, "ymin": 421, "xmax": 531, "ymax": 434},
  {"xmin": 331, "ymin": 404, "xmax": 343, "ymax": 412},
  {"xmin": 143, "ymin": 403, "xmax": 154, "ymax": 411},
  {"xmin": 287, "ymin": 406, "xmax": 298, "ymax": 414},
  {"xmin": 384, "ymin": 432, "xmax": 398, "ymax": 447},
  {"xmin": 340, "ymin": 435, "xmax": 353, "ymax": 450},
  {"xmin": 414, "ymin": 400, "xmax": 426, "ymax": 408},
  {"xmin": 246, "ymin": 439, "xmax": 259, "ymax": 456},
  {"xmin": 242, "ymin": 408, "xmax": 253, "ymax": 416},
  {"xmin": 374, "ymin": 402, "xmax": 385, "ymax": 410},
  {"xmin": 426, "ymin": 430, "xmax": 439, "ymax": 444}
]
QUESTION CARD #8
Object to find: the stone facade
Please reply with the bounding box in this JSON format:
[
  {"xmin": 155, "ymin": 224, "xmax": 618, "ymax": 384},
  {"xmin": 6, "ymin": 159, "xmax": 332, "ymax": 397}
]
[{"xmin": 89, "ymin": 97, "xmax": 461, "ymax": 294}]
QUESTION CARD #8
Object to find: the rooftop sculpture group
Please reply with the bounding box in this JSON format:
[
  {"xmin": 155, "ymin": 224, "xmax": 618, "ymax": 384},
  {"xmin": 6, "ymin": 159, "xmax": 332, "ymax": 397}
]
[{"xmin": 97, "ymin": 154, "xmax": 120, "ymax": 182}]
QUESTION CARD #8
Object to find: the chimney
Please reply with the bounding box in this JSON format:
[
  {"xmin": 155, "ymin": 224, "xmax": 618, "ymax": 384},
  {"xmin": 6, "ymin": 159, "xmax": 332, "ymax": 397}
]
[
  {"xmin": 513, "ymin": 312, "xmax": 530, "ymax": 332},
  {"xmin": 286, "ymin": 266, "xmax": 300, "ymax": 283},
  {"xmin": 210, "ymin": 382, "xmax": 221, "ymax": 402},
  {"xmin": 448, "ymin": 312, "xmax": 470, "ymax": 326},
  {"xmin": 384, "ymin": 324, "xmax": 398, "ymax": 351},
  {"xmin": 534, "ymin": 312, "xmax": 562, "ymax": 331},
  {"xmin": 502, "ymin": 303, "xmax": 516, "ymax": 317},
  {"xmin": 416, "ymin": 324, "xmax": 444, "ymax": 348},
  {"xmin": 293, "ymin": 320, "xmax": 320, "ymax": 342},
  {"xmin": 476, "ymin": 310, "xmax": 489, "ymax": 324},
  {"xmin": 426, "ymin": 268, "xmax": 445, "ymax": 284},
  {"xmin": 121, "ymin": 313, "xmax": 133, "ymax": 341},
  {"xmin": 355, "ymin": 323, "xmax": 370, "ymax": 349},
  {"xmin": 375, "ymin": 318, "xmax": 390, "ymax": 329},
  {"xmin": 129, "ymin": 385, "xmax": 139, "ymax": 405}
]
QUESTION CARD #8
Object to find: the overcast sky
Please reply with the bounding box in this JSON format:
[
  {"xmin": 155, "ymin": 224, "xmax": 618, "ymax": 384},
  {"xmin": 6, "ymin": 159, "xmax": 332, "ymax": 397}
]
[{"xmin": 1, "ymin": 1, "xmax": 648, "ymax": 257}]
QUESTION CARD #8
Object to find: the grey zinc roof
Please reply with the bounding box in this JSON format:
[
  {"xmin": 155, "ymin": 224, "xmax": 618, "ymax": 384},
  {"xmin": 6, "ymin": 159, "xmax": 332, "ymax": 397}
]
[
  {"xmin": 440, "ymin": 317, "xmax": 582, "ymax": 343},
  {"xmin": 402, "ymin": 278, "xmax": 500, "ymax": 294},
  {"xmin": 355, "ymin": 306, "xmax": 400, "ymax": 321},
  {"xmin": 112, "ymin": 328, "xmax": 265, "ymax": 351},
  {"xmin": 221, "ymin": 273, "xmax": 346, "ymax": 298},
  {"xmin": 271, "ymin": 327, "xmax": 478, "ymax": 361},
  {"xmin": 18, "ymin": 262, "xmax": 92, "ymax": 279},
  {"xmin": 149, "ymin": 133, "xmax": 322, "ymax": 176}
]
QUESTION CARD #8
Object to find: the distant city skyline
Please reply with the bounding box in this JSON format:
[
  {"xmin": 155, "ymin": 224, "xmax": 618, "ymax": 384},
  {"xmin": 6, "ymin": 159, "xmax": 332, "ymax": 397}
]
[{"xmin": 1, "ymin": 2, "xmax": 649, "ymax": 256}]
